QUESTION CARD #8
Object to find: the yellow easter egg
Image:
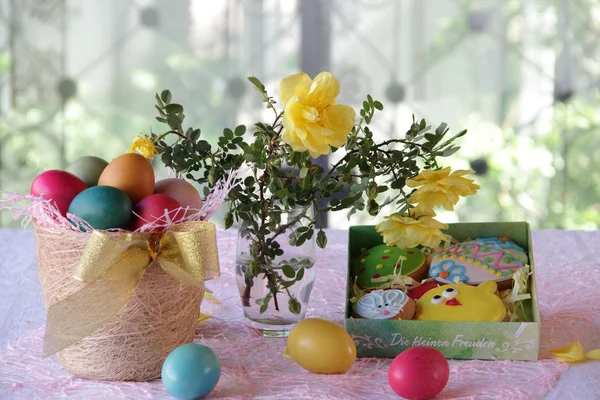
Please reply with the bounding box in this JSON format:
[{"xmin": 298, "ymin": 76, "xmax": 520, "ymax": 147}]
[{"xmin": 285, "ymin": 318, "xmax": 356, "ymax": 374}]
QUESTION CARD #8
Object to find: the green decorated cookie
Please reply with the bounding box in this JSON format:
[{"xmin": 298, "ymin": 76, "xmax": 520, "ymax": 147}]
[{"xmin": 354, "ymin": 244, "xmax": 427, "ymax": 289}]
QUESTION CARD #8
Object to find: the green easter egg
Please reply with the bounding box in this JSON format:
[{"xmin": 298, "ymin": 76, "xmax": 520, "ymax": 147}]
[
  {"xmin": 67, "ymin": 156, "xmax": 109, "ymax": 187},
  {"xmin": 68, "ymin": 186, "xmax": 132, "ymax": 230},
  {"xmin": 354, "ymin": 244, "xmax": 426, "ymax": 288}
]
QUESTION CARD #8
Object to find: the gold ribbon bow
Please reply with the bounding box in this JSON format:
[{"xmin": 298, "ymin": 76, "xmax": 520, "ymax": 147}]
[{"xmin": 43, "ymin": 221, "xmax": 220, "ymax": 356}]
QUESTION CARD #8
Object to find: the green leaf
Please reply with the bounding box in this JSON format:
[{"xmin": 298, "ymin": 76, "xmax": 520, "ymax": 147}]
[
  {"xmin": 281, "ymin": 280, "xmax": 297, "ymax": 288},
  {"xmin": 373, "ymin": 101, "xmax": 384, "ymax": 110},
  {"xmin": 224, "ymin": 128, "xmax": 234, "ymax": 140},
  {"xmin": 191, "ymin": 129, "xmax": 201, "ymax": 142},
  {"xmin": 224, "ymin": 211, "xmax": 234, "ymax": 230},
  {"xmin": 250, "ymin": 261, "xmax": 260, "ymax": 277},
  {"xmin": 259, "ymin": 294, "xmax": 272, "ymax": 314},
  {"xmin": 282, "ymin": 265, "xmax": 295, "ymax": 278},
  {"xmin": 295, "ymin": 267, "xmax": 305, "ymax": 281},
  {"xmin": 235, "ymin": 125, "xmax": 247, "ymax": 136},
  {"xmin": 435, "ymin": 122, "xmax": 448, "ymax": 135},
  {"xmin": 317, "ymin": 230, "xmax": 327, "ymax": 248},
  {"xmin": 299, "ymin": 167, "xmax": 309, "ymax": 179},
  {"xmin": 160, "ymin": 90, "xmax": 172, "ymax": 104},
  {"xmin": 165, "ymin": 103, "xmax": 183, "ymax": 114},
  {"xmin": 288, "ymin": 298, "xmax": 301, "ymax": 315},
  {"xmin": 166, "ymin": 115, "xmax": 182, "ymax": 130},
  {"xmin": 367, "ymin": 181, "xmax": 378, "ymax": 199},
  {"xmin": 155, "ymin": 105, "xmax": 166, "ymax": 116},
  {"xmin": 247, "ymin": 76, "xmax": 265, "ymax": 92},
  {"xmin": 442, "ymin": 146, "xmax": 460, "ymax": 156}
]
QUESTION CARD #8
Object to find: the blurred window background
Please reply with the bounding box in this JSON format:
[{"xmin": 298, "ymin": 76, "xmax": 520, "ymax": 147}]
[{"xmin": 0, "ymin": 0, "xmax": 598, "ymax": 229}]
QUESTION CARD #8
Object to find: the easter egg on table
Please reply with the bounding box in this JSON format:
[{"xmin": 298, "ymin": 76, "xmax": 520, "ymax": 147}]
[
  {"xmin": 67, "ymin": 156, "xmax": 108, "ymax": 187},
  {"xmin": 388, "ymin": 347, "xmax": 449, "ymax": 400},
  {"xmin": 154, "ymin": 178, "xmax": 202, "ymax": 215},
  {"xmin": 285, "ymin": 318, "xmax": 356, "ymax": 374},
  {"xmin": 161, "ymin": 343, "xmax": 221, "ymax": 400},
  {"xmin": 98, "ymin": 153, "xmax": 154, "ymax": 204},
  {"xmin": 130, "ymin": 194, "xmax": 183, "ymax": 230},
  {"xmin": 30, "ymin": 170, "xmax": 87, "ymax": 216},
  {"xmin": 68, "ymin": 186, "xmax": 132, "ymax": 230}
]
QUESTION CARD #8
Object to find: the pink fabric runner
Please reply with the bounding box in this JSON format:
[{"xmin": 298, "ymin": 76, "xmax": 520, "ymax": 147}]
[{"xmin": 2, "ymin": 229, "xmax": 598, "ymax": 399}]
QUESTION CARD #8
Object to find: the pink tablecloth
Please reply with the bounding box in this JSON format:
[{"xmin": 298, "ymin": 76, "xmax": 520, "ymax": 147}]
[{"xmin": 1, "ymin": 229, "xmax": 599, "ymax": 399}]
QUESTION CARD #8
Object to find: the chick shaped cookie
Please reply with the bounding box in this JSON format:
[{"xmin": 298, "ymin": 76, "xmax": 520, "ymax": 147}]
[
  {"xmin": 415, "ymin": 281, "xmax": 506, "ymax": 322},
  {"xmin": 352, "ymin": 289, "xmax": 416, "ymax": 320}
]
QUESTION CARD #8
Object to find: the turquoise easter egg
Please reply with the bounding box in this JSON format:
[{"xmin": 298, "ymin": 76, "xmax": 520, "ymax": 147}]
[
  {"xmin": 162, "ymin": 343, "xmax": 221, "ymax": 400},
  {"xmin": 68, "ymin": 186, "xmax": 132, "ymax": 229},
  {"xmin": 67, "ymin": 156, "xmax": 108, "ymax": 187}
]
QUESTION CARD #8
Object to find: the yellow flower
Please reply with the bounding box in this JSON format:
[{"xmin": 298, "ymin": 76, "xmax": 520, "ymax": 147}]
[
  {"xmin": 128, "ymin": 135, "xmax": 157, "ymax": 160},
  {"xmin": 549, "ymin": 342, "xmax": 600, "ymax": 363},
  {"xmin": 406, "ymin": 167, "xmax": 480, "ymax": 211},
  {"xmin": 376, "ymin": 212, "xmax": 448, "ymax": 249},
  {"xmin": 279, "ymin": 71, "xmax": 356, "ymax": 158}
]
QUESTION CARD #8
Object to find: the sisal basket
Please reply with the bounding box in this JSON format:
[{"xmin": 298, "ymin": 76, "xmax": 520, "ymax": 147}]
[{"xmin": 33, "ymin": 223, "xmax": 204, "ymax": 381}]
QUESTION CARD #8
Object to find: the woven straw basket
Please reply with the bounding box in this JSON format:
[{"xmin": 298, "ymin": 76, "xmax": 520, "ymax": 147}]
[{"xmin": 33, "ymin": 224, "xmax": 204, "ymax": 381}]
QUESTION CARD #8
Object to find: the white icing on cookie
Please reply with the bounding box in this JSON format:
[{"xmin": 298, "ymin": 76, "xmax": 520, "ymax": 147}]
[{"xmin": 353, "ymin": 289, "xmax": 409, "ymax": 320}]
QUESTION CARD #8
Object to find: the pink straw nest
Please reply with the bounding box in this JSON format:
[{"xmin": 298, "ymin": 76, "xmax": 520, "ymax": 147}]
[{"xmin": 0, "ymin": 174, "xmax": 236, "ymax": 381}]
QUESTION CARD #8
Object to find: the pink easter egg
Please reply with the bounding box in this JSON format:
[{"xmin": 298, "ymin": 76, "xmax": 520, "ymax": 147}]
[
  {"xmin": 388, "ymin": 347, "xmax": 449, "ymax": 400},
  {"xmin": 30, "ymin": 170, "xmax": 88, "ymax": 216},
  {"xmin": 130, "ymin": 194, "xmax": 183, "ymax": 230},
  {"xmin": 153, "ymin": 178, "xmax": 202, "ymax": 215}
]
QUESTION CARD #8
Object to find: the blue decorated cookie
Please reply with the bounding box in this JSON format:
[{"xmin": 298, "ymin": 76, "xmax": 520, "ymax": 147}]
[
  {"xmin": 429, "ymin": 237, "xmax": 528, "ymax": 290},
  {"xmin": 352, "ymin": 289, "xmax": 416, "ymax": 320}
]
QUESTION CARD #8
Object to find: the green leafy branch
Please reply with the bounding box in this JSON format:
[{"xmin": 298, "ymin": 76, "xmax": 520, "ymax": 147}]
[{"xmin": 151, "ymin": 77, "xmax": 467, "ymax": 315}]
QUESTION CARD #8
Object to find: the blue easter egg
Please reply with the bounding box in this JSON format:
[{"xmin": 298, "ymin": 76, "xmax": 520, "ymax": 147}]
[
  {"xmin": 67, "ymin": 186, "xmax": 132, "ymax": 230},
  {"xmin": 162, "ymin": 343, "xmax": 221, "ymax": 400}
]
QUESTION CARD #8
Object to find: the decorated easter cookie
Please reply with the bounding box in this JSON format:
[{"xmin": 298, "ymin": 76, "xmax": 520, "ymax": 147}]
[
  {"xmin": 429, "ymin": 237, "xmax": 528, "ymax": 290},
  {"xmin": 415, "ymin": 281, "xmax": 506, "ymax": 322},
  {"xmin": 354, "ymin": 244, "xmax": 427, "ymax": 289},
  {"xmin": 353, "ymin": 289, "xmax": 415, "ymax": 320}
]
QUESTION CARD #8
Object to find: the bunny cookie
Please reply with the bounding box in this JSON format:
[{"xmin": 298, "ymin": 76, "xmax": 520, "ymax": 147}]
[{"xmin": 352, "ymin": 289, "xmax": 416, "ymax": 320}]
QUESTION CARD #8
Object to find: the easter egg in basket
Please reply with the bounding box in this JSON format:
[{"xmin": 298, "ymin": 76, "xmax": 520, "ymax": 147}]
[
  {"xmin": 98, "ymin": 153, "xmax": 154, "ymax": 204},
  {"xmin": 154, "ymin": 178, "xmax": 202, "ymax": 215},
  {"xmin": 130, "ymin": 194, "xmax": 183, "ymax": 230},
  {"xmin": 68, "ymin": 186, "xmax": 132, "ymax": 230},
  {"xmin": 30, "ymin": 170, "xmax": 87, "ymax": 216},
  {"xmin": 67, "ymin": 155, "xmax": 109, "ymax": 187}
]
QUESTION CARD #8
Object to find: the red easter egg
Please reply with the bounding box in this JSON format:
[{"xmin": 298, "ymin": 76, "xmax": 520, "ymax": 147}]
[
  {"xmin": 30, "ymin": 170, "xmax": 88, "ymax": 216},
  {"xmin": 131, "ymin": 194, "xmax": 183, "ymax": 230},
  {"xmin": 388, "ymin": 347, "xmax": 449, "ymax": 400},
  {"xmin": 408, "ymin": 281, "xmax": 440, "ymax": 300},
  {"xmin": 154, "ymin": 178, "xmax": 202, "ymax": 216}
]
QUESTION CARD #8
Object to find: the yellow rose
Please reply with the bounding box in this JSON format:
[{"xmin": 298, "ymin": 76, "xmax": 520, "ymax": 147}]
[
  {"xmin": 279, "ymin": 72, "xmax": 356, "ymax": 158},
  {"xmin": 375, "ymin": 212, "xmax": 448, "ymax": 249},
  {"xmin": 128, "ymin": 135, "xmax": 157, "ymax": 160},
  {"xmin": 406, "ymin": 167, "xmax": 480, "ymax": 211}
]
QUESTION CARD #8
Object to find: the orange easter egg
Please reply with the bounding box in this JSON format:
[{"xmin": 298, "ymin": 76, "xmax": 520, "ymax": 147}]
[
  {"xmin": 154, "ymin": 178, "xmax": 202, "ymax": 214},
  {"xmin": 98, "ymin": 153, "xmax": 154, "ymax": 204}
]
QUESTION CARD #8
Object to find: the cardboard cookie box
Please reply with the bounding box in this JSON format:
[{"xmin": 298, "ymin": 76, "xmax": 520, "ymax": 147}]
[{"xmin": 344, "ymin": 222, "xmax": 540, "ymax": 360}]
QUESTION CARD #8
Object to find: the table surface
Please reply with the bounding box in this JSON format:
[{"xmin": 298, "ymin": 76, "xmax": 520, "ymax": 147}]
[{"xmin": 0, "ymin": 228, "xmax": 599, "ymax": 399}]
